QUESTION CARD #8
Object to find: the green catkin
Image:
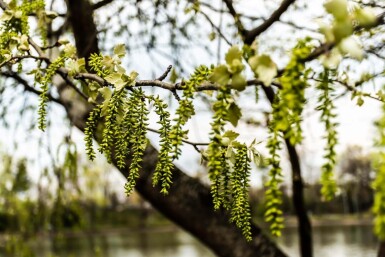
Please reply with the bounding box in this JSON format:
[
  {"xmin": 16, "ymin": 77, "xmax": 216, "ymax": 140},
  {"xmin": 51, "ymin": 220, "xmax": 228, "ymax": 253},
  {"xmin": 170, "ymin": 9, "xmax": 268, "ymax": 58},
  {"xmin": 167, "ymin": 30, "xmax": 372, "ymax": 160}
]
[{"xmin": 84, "ymin": 105, "xmax": 102, "ymax": 161}]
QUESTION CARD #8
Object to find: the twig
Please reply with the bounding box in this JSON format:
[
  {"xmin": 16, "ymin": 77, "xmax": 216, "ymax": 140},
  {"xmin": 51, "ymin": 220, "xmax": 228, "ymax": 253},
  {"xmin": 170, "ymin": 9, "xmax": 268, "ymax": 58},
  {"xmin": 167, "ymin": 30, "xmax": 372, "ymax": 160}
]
[
  {"xmin": 222, "ymin": 0, "xmax": 247, "ymax": 38},
  {"xmin": 156, "ymin": 65, "xmax": 172, "ymax": 81},
  {"xmin": 147, "ymin": 127, "xmax": 208, "ymax": 153},
  {"xmin": 0, "ymin": 70, "xmax": 63, "ymax": 104},
  {"xmin": 199, "ymin": 10, "xmax": 232, "ymax": 46}
]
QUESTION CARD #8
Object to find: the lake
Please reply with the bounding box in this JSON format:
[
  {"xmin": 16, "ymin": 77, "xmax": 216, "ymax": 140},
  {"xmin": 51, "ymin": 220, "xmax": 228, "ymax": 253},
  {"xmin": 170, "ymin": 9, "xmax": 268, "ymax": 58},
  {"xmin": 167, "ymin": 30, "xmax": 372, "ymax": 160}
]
[{"xmin": 2, "ymin": 225, "xmax": 379, "ymax": 257}]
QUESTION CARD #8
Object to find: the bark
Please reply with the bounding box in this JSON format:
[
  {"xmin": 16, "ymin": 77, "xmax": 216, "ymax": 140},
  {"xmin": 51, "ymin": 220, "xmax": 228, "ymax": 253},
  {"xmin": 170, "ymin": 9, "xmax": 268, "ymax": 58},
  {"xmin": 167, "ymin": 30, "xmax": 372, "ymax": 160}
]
[
  {"xmin": 262, "ymin": 86, "xmax": 313, "ymax": 257},
  {"xmin": 60, "ymin": 1, "xmax": 288, "ymax": 256},
  {"xmin": 378, "ymin": 241, "xmax": 385, "ymax": 257}
]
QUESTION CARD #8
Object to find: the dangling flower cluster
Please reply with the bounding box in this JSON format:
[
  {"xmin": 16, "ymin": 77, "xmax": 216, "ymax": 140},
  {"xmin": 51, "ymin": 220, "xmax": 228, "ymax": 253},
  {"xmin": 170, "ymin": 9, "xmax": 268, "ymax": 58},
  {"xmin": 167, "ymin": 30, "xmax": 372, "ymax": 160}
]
[
  {"xmin": 124, "ymin": 89, "xmax": 149, "ymax": 195},
  {"xmin": 98, "ymin": 88, "xmax": 127, "ymax": 163},
  {"xmin": 372, "ymin": 83, "xmax": 385, "ymax": 240},
  {"xmin": 84, "ymin": 105, "xmax": 102, "ymax": 161},
  {"xmin": 264, "ymin": 39, "xmax": 313, "ymax": 236},
  {"xmin": 317, "ymin": 69, "xmax": 338, "ymax": 201},
  {"xmin": 230, "ymin": 144, "xmax": 252, "ymax": 240},
  {"xmin": 37, "ymin": 56, "xmax": 65, "ymax": 131},
  {"xmin": 169, "ymin": 65, "xmax": 211, "ymax": 161},
  {"xmin": 149, "ymin": 96, "xmax": 173, "ymax": 194},
  {"xmin": 207, "ymin": 86, "xmax": 233, "ymax": 210}
]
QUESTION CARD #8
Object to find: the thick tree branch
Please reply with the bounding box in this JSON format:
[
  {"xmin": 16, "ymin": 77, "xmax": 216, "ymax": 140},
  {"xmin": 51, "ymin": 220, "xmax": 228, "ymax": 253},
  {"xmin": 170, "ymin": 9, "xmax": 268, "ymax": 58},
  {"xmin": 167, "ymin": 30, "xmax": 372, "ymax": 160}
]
[
  {"xmin": 244, "ymin": 0, "xmax": 297, "ymax": 45},
  {"xmin": 92, "ymin": 0, "xmax": 114, "ymax": 10}
]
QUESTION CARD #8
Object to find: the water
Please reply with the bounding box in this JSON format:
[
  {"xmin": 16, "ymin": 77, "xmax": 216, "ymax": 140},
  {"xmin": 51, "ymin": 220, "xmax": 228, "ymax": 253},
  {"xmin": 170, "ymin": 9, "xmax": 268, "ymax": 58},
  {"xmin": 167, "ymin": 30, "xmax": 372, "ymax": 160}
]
[
  {"xmin": 2, "ymin": 225, "xmax": 380, "ymax": 257},
  {"xmin": 279, "ymin": 225, "xmax": 378, "ymax": 257}
]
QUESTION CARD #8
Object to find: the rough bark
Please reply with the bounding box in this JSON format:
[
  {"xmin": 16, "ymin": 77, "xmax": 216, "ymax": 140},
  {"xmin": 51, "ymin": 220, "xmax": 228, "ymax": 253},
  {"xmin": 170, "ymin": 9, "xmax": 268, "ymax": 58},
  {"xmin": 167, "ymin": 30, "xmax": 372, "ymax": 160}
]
[{"xmin": 60, "ymin": 1, "xmax": 288, "ymax": 256}]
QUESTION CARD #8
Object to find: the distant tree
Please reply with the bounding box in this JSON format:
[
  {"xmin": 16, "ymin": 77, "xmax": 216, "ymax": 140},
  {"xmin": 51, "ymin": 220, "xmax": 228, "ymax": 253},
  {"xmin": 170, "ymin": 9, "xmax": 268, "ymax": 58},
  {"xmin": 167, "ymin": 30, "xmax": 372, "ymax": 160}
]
[
  {"xmin": 0, "ymin": 1, "xmax": 385, "ymax": 257},
  {"xmin": 339, "ymin": 145, "xmax": 373, "ymax": 213}
]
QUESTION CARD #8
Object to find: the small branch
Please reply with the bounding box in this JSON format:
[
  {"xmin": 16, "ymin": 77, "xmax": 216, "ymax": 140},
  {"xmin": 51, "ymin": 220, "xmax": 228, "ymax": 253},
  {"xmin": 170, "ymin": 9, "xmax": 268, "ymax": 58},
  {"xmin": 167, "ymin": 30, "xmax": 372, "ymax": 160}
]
[
  {"xmin": 147, "ymin": 127, "xmax": 208, "ymax": 153},
  {"xmin": 0, "ymin": 0, "xmax": 8, "ymax": 10},
  {"xmin": 244, "ymin": 0, "xmax": 297, "ymax": 45},
  {"xmin": 199, "ymin": 10, "xmax": 232, "ymax": 46},
  {"xmin": 0, "ymin": 70, "xmax": 63, "ymax": 105},
  {"xmin": 156, "ymin": 65, "xmax": 172, "ymax": 81},
  {"xmin": 222, "ymin": 0, "xmax": 247, "ymax": 38},
  {"xmin": 0, "ymin": 55, "xmax": 49, "ymax": 68},
  {"xmin": 310, "ymin": 75, "xmax": 385, "ymax": 103}
]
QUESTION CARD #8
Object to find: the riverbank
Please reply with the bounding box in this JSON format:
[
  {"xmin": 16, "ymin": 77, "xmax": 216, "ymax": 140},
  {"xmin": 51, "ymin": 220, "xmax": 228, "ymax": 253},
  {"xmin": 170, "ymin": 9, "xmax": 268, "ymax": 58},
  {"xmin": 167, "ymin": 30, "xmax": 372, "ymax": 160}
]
[{"xmin": 283, "ymin": 213, "xmax": 373, "ymax": 228}]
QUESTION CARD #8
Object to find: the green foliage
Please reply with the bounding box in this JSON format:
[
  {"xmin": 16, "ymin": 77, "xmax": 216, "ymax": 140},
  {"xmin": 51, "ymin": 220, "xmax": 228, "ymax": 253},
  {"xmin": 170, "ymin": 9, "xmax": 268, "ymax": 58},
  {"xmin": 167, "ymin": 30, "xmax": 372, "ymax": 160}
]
[
  {"xmin": 84, "ymin": 105, "xmax": 102, "ymax": 161},
  {"xmin": 273, "ymin": 39, "xmax": 312, "ymax": 145},
  {"xmin": 373, "ymin": 87, "xmax": 385, "ymax": 240},
  {"xmin": 265, "ymin": 120, "xmax": 284, "ymax": 236},
  {"xmin": 3, "ymin": 0, "xmax": 385, "ymax": 243},
  {"xmin": 210, "ymin": 46, "xmax": 247, "ymax": 91},
  {"xmin": 37, "ymin": 56, "xmax": 65, "ymax": 131},
  {"xmin": 264, "ymin": 40, "xmax": 312, "ymax": 236},
  {"xmin": 124, "ymin": 89, "xmax": 149, "ymax": 195},
  {"xmin": 169, "ymin": 65, "xmax": 211, "ymax": 161},
  {"xmin": 207, "ymin": 86, "xmax": 233, "ymax": 210},
  {"xmin": 230, "ymin": 144, "xmax": 252, "ymax": 240},
  {"xmin": 317, "ymin": 69, "xmax": 338, "ymax": 201},
  {"xmin": 150, "ymin": 96, "xmax": 173, "ymax": 194},
  {"xmin": 249, "ymin": 54, "xmax": 277, "ymax": 86},
  {"xmin": 98, "ymin": 88, "xmax": 127, "ymax": 163},
  {"xmin": 88, "ymin": 53, "xmax": 110, "ymax": 77}
]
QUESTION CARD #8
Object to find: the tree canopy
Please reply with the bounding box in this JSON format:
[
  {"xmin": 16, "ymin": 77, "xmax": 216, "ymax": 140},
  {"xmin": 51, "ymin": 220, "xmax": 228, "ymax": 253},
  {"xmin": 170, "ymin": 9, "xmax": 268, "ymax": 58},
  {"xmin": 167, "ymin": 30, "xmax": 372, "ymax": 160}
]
[{"xmin": 1, "ymin": 0, "xmax": 385, "ymax": 257}]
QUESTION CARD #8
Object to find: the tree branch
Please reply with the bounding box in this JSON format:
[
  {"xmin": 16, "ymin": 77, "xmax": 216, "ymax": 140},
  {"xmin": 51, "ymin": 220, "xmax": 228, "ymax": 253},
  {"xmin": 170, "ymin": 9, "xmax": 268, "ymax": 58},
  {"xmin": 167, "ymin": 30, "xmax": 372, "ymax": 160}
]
[
  {"xmin": 222, "ymin": 0, "xmax": 247, "ymax": 38},
  {"xmin": 0, "ymin": 70, "xmax": 63, "ymax": 105},
  {"xmin": 244, "ymin": 0, "xmax": 297, "ymax": 45},
  {"xmin": 92, "ymin": 0, "xmax": 114, "ymax": 10}
]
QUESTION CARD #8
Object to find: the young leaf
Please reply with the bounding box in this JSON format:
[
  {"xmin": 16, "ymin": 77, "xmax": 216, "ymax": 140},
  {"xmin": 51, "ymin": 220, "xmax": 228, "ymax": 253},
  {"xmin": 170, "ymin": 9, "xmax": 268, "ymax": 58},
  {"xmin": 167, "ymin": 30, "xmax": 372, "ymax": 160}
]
[
  {"xmin": 114, "ymin": 44, "xmax": 126, "ymax": 58},
  {"xmin": 226, "ymin": 102, "xmax": 242, "ymax": 127},
  {"xmin": 225, "ymin": 45, "xmax": 242, "ymax": 65}
]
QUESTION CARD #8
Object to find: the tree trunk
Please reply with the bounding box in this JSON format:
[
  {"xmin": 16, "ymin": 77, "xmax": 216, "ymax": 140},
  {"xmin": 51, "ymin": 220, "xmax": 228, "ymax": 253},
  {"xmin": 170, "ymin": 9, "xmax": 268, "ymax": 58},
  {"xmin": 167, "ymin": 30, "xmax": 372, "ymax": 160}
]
[
  {"xmin": 378, "ymin": 241, "xmax": 385, "ymax": 257},
  {"xmin": 59, "ymin": 1, "xmax": 289, "ymax": 256}
]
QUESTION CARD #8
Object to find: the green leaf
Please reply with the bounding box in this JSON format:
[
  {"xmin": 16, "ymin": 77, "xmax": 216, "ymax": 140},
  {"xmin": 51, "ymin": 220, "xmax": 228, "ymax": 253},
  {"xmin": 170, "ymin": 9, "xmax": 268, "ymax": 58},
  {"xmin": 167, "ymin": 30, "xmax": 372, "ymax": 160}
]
[
  {"xmin": 338, "ymin": 37, "xmax": 363, "ymax": 60},
  {"xmin": 114, "ymin": 44, "xmax": 126, "ymax": 58},
  {"xmin": 319, "ymin": 23, "xmax": 335, "ymax": 43},
  {"xmin": 226, "ymin": 102, "xmax": 242, "ymax": 127},
  {"xmin": 324, "ymin": 0, "xmax": 348, "ymax": 20},
  {"xmin": 249, "ymin": 55, "xmax": 277, "ymax": 86},
  {"xmin": 210, "ymin": 65, "xmax": 231, "ymax": 85},
  {"xmin": 170, "ymin": 68, "xmax": 178, "ymax": 83},
  {"xmin": 222, "ymin": 130, "xmax": 239, "ymax": 142},
  {"xmin": 63, "ymin": 44, "xmax": 77, "ymax": 58},
  {"xmin": 66, "ymin": 58, "xmax": 86, "ymax": 76},
  {"xmin": 357, "ymin": 97, "xmax": 364, "ymax": 106},
  {"xmin": 98, "ymin": 87, "xmax": 113, "ymax": 116},
  {"xmin": 225, "ymin": 46, "xmax": 243, "ymax": 65},
  {"xmin": 320, "ymin": 48, "xmax": 342, "ymax": 68},
  {"xmin": 231, "ymin": 73, "xmax": 247, "ymax": 91},
  {"xmin": 354, "ymin": 7, "xmax": 377, "ymax": 28},
  {"xmin": 105, "ymin": 72, "xmax": 127, "ymax": 90},
  {"xmin": 332, "ymin": 19, "xmax": 353, "ymax": 42}
]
